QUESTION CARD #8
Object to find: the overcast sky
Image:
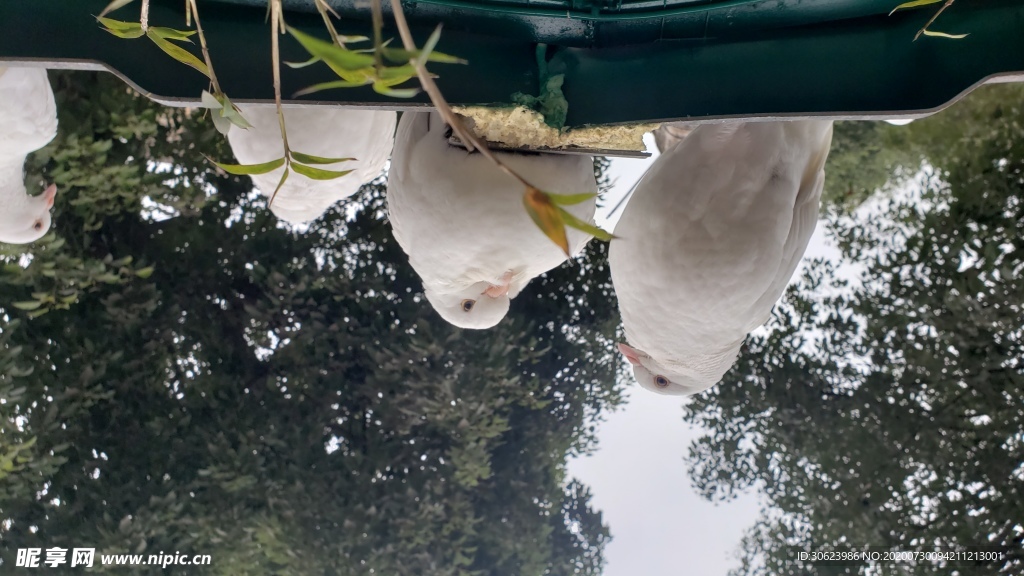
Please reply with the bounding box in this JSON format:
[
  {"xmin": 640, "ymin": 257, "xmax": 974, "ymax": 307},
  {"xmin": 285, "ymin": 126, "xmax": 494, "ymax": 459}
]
[{"xmin": 569, "ymin": 133, "xmax": 850, "ymax": 576}]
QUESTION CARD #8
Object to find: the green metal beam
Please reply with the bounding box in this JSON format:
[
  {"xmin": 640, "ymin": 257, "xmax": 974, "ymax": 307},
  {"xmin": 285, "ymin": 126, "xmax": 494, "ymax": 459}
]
[{"xmin": 1, "ymin": 0, "xmax": 1022, "ymax": 126}]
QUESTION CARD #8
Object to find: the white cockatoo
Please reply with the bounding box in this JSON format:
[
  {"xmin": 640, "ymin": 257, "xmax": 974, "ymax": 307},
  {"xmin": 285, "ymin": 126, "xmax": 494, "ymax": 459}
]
[
  {"xmin": 609, "ymin": 120, "xmax": 834, "ymax": 396},
  {"xmin": 227, "ymin": 105, "xmax": 396, "ymax": 224},
  {"xmin": 387, "ymin": 111, "xmax": 598, "ymax": 329},
  {"xmin": 0, "ymin": 66, "xmax": 58, "ymax": 244}
]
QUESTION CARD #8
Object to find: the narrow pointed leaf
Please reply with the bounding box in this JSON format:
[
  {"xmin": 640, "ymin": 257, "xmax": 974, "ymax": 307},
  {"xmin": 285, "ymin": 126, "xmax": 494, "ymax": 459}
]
[
  {"xmin": 290, "ymin": 151, "xmax": 355, "ymax": 165},
  {"xmin": 201, "ymin": 90, "xmax": 223, "ymax": 110},
  {"xmin": 12, "ymin": 301, "xmax": 43, "ymax": 311},
  {"xmin": 287, "ymin": 26, "xmax": 375, "ymax": 71},
  {"xmin": 377, "ymin": 64, "xmax": 417, "ymax": 80},
  {"xmin": 209, "ymin": 156, "xmax": 285, "ymax": 175},
  {"xmin": 523, "ymin": 187, "xmax": 570, "ymax": 256},
  {"xmin": 148, "ymin": 27, "xmax": 197, "ymax": 42},
  {"xmin": 889, "ymin": 0, "xmax": 945, "ymax": 15},
  {"xmin": 219, "ymin": 96, "xmax": 253, "ymax": 129},
  {"xmin": 291, "ymin": 163, "xmax": 354, "ymax": 180},
  {"xmin": 285, "ymin": 56, "xmax": 322, "ymax": 69},
  {"xmin": 269, "ymin": 167, "xmax": 291, "ymax": 206},
  {"xmin": 293, "ymin": 79, "xmax": 369, "ymax": 98},
  {"xmin": 558, "ymin": 207, "xmax": 615, "ymax": 242},
  {"xmin": 135, "ymin": 266, "xmax": 155, "ymax": 279},
  {"xmin": 210, "ymin": 111, "xmax": 232, "ymax": 135},
  {"xmin": 921, "ymin": 29, "xmax": 968, "ymax": 39},
  {"xmin": 98, "ymin": 0, "xmax": 136, "ymax": 18},
  {"xmin": 147, "ymin": 30, "xmax": 210, "ymax": 78},
  {"xmin": 98, "ymin": 18, "xmax": 145, "ymax": 39},
  {"xmin": 417, "ymin": 25, "xmax": 444, "ymax": 67},
  {"xmin": 381, "ymin": 48, "xmax": 466, "ymax": 65},
  {"xmin": 548, "ymin": 192, "xmax": 598, "ymax": 206},
  {"xmin": 372, "ymin": 82, "xmax": 419, "ymax": 99}
]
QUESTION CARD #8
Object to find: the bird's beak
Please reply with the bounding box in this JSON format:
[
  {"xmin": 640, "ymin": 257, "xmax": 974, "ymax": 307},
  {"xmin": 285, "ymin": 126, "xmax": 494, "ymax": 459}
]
[
  {"xmin": 43, "ymin": 184, "xmax": 57, "ymax": 210},
  {"xmin": 483, "ymin": 270, "xmax": 514, "ymax": 299},
  {"xmin": 617, "ymin": 343, "xmax": 644, "ymax": 366}
]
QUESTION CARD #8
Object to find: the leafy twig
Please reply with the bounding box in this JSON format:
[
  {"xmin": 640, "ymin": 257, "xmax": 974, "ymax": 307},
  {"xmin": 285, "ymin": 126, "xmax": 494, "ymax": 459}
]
[{"xmin": 890, "ymin": 0, "xmax": 967, "ymax": 40}]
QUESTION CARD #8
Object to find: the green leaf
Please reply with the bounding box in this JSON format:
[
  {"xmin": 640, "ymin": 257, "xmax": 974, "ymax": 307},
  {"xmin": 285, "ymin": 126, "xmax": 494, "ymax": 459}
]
[
  {"xmin": 523, "ymin": 187, "xmax": 570, "ymax": 256},
  {"xmin": 218, "ymin": 95, "xmax": 253, "ymax": 129},
  {"xmin": 287, "ymin": 27, "xmax": 375, "ymax": 72},
  {"xmin": 293, "ymin": 80, "xmax": 370, "ymax": 98},
  {"xmin": 209, "ymin": 156, "xmax": 286, "ymax": 176},
  {"xmin": 135, "ymin": 266, "xmax": 155, "ymax": 279},
  {"xmin": 417, "ymin": 25, "xmax": 445, "ymax": 67},
  {"xmin": 146, "ymin": 29, "xmax": 210, "ymax": 78},
  {"xmin": 268, "ymin": 167, "xmax": 290, "ymax": 206},
  {"xmin": 147, "ymin": 27, "xmax": 197, "ymax": 42},
  {"xmin": 920, "ymin": 29, "xmax": 968, "ymax": 39},
  {"xmin": 290, "ymin": 152, "xmax": 355, "ymax": 165},
  {"xmin": 98, "ymin": 17, "xmax": 145, "ymax": 39},
  {"xmin": 97, "ymin": 0, "xmax": 136, "ymax": 19},
  {"xmin": 372, "ymin": 82, "xmax": 419, "ymax": 99},
  {"xmin": 548, "ymin": 192, "xmax": 598, "ymax": 206},
  {"xmin": 201, "ymin": 90, "xmax": 223, "ymax": 110},
  {"xmin": 27, "ymin": 309, "xmax": 49, "ymax": 319},
  {"xmin": 376, "ymin": 65, "xmax": 418, "ymax": 81},
  {"xmin": 889, "ymin": 0, "xmax": 945, "ymax": 15},
  {"xmin": 380, "ymin": 48, "xmax": 466, "ymax": 66},
  {"xmin": 12, "ymin": 301, "xmax": 43, "ymax": 311},
  {"xmin": 290, "ymin": 163, "xmax": 354, "ymax": 181},
  {"xmin": 285, "ymin": 56, "xmax": 322, "ymax": 69},
  {"xmin": 558, "ymin": 207, "xmax": 614, "ymax": 242}
]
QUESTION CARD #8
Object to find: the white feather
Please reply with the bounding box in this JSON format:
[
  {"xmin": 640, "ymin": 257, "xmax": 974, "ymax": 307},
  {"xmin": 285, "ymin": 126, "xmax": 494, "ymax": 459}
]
[
  {"xmin": 227, "ymin": 105, "xmax": 396, "ymax": 223},
  {"xmin": 609, "ymin": 120, "xmax": 834, "ymax": 395},
  {"xmin": 387, "ymin": 111, "xmax": 598, "ymax": 328}
]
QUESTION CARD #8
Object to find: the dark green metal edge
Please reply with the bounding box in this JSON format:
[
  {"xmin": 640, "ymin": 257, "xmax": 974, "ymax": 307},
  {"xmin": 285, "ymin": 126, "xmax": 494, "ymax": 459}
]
[{"xmin": 1, "ymin": 0, "xmax": 1022, "ymax": 126}]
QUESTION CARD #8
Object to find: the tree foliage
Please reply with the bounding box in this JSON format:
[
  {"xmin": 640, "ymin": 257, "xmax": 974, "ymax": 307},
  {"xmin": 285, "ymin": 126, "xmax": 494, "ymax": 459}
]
[
  {"xmin": 685, "ymin": 83, "xmax": 1024, "ymax": 575},
  {"xmin": 0, "ymin": 71, "xmax": 619, "ymax": 575}
]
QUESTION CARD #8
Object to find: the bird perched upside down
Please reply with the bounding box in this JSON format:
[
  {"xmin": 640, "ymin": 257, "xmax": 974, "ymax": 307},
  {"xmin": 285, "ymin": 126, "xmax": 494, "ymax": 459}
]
[
  {"xmin": 610, "ymin": 120, "xmax": 834, "ymax": 396},
  {"xmin": 386, "ymin": 111, "xmax": 598, "ymax": 329},
  {"xmin": 227, "ymin": 105, "xmax": 396, "ymax": 224},
  {"xmin": 0, "ymin": 67, "xmax": 58, "ymax": 245}
]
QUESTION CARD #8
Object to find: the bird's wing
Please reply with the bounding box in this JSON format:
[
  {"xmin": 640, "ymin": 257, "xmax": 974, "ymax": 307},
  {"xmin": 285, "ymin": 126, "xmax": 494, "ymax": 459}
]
[
  {"xmin": 229, "ymin": 106, "xmax": 397, "ymax": 223},
  {"xmin": 741, "ymin": 123, "xmax": 833, "ymax": 332},
  {"xmin": 385, "ymin": 111, "xmax": 431, "ymax": 251},
  {"xmin": 0, "ymin": 67, "xmax": 57, "ymax": 157}
]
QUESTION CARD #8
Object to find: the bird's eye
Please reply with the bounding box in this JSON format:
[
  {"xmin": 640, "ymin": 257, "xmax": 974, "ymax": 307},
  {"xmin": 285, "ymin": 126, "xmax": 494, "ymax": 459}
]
[
  {"xmin": 33, "ymin": 221, "xmax": 43, "ymax": 231},
  {"xmin": 460, "ymin": 299, "xmax": 476, "ymax": 312},
  {"xmin": 654, "ymin": 375, "xmax": 670, "ymax": 388}
]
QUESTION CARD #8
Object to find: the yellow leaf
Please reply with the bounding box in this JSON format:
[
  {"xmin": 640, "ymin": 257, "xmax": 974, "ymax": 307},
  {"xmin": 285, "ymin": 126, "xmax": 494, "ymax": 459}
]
[
  {"xmin": 523, "ymin": 187, "xmax": 569, "ymax": 256},
  {"xmin": 889, "ymin": 0, "xmax": 945, "ymax": 16},
  {"xmin": 921, "ymin": 29, "xmax": 968, "ymax": 39}
]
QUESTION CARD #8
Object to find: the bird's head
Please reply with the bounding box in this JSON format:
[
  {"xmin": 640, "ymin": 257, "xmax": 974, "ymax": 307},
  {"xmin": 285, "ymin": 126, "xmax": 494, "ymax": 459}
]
[
  {"xmin": 423, "ymin": 272, "xmax": 517, "ymax": 330},
  {"xmin": 617, "ymin": 342, "xmax": 715, "ymax": 396},
  {"xmin": 0, "ymin": 183, "xmax": 56, "ymax": 245}
]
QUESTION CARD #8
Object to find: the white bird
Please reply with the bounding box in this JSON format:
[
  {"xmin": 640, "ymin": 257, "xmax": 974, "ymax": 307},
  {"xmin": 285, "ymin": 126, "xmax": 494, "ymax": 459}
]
[
  {"xmin": 609, "ymin": 120, "xmax": 834, "ymax": 396},
  {"xmin": 652, "ymin": 122, "xmax": 693, "ymax": 154},
  {"xmin": 227, "ymin": 105, "xmax": 396, "ymax": 224},
  {"xmin": 0, "ymin": 66, "xmax": 58, "ymax": 245},
  {"xmin": 387, "ymin": 111, "xmax": 598, "ymax": 329}
]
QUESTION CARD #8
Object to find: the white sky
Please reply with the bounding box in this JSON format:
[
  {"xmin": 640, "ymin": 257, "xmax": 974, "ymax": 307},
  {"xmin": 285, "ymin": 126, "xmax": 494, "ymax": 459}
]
[{"xmin": 571, "ymin": 132, "xmax": 850, "ymax": 576}]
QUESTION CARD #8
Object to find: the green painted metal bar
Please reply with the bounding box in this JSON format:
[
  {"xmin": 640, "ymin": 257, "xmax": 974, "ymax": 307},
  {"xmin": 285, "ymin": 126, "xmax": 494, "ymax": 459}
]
[{"xmin": 1, "ymin": 0, "xmax": 1023, "ymax": 127}]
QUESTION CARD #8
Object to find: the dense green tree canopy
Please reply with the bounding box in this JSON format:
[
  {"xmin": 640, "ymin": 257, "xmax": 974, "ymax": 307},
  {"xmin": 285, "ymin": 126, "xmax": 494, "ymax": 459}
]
[
  {"xmin": 0, "ymin": 71, "xmax": 621, "ymax": 575},
  {"xmin": 685, "ymin": 83, "xmax": 1024, "ymax": 575}
]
